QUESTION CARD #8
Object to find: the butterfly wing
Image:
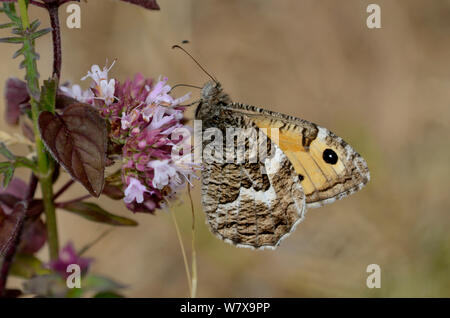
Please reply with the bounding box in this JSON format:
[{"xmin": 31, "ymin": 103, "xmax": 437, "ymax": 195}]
[
  {"xmin": 201, "ymin": 138, "xmax": 306, "ymax": 250},
  {"xmin": 225, "ymin": 103, "xmax": 370, "ymax": 208}
]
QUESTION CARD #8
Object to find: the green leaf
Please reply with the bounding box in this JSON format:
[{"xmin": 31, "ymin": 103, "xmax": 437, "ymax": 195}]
[
  {"xmin": 30, "ymin": 28, "xmax": 52, "ymax": 40},
  {"xmin": 10, "ymin": 254, "xmax": 50, "ymax": 279},
  {"xmin": 94, "ymin": 291, "xmax": 124, "ymax": 298},
  {"xmin": 23, "ymin": 274, "xmax": 68, "ymax": 297},
  {"xmin": 59, "ymin": 202, "xmax": 138, "ymax": 226},
  {"xmin": 82, "ymin": 274, "xmax": 125, "ymax": 293},
  {"xmin": 12, "ymin": 46, "xmax": 25, "ymax": 59},
  {"xmin": 0, "ymin": 22, "xmax": 14, "ymax": 29},
  {"xmin": 14, "ymin": 156, "xmax": 37, "ymax": 171},
  {"xmin": 2, "ymin": 3, "xmax": 21, "ymax": 26},
  {"xmin": 0, "ymin": 161, "xmax": 13, "ymax": 171},
  {"xmin": 2, "ymin": 166, "xmax": 14, "ymax": 188},
  {"xmin": 0, "ymin": 143, "xmax": 15, "ymax": 160},
  {"xmin": 39, "ymin": 77, "xmax": 58, "ymax": 112},
  {"xmin": 29, "ymin": 19, "xmax": 40, "ymax": 32},
  {"xmin": 0, "ymin": 37, "xmax": 24, "ymax": 44}
]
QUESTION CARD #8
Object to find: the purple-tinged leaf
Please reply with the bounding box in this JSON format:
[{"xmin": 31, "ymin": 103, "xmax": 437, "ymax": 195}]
[
  {"xmin": 2, "ymin": 289, "xmax": 22, "ymax": 298},
  {"xmin": 102, "ymin": 183, "xmax": 124, "ymax": 200},
  {"xmin": 38, "ymin": 103, "xmax": 108, "ymax": 197},
  {"xmin": 119, "ymin": 0, "xmax": 160, "ymax": 10},
  {"xmin": 4, "ymin": 78, "xmax": 29, "ymax": 125},
  {"xmin": 0, "ymin": 177, "xmax": 27, "ymax": 200},
  {"xmin": 59, "ymin": 201, "xmax": 138, "ymax": 226},
  {"xmin": 18, "ymin": 218, "xmax": 47, "ymax": 254},
  {"xmin": 26, "ymin": 199, "xmax": 43, "ymax": 217},
  {"xmin": 0, "ymin": 201, "xmax": 27, "ymax": 257},
  {"xmin": 55, "ymin": 92, "xmax": 79, "ymax": 110},
  {"xmin": 0, "ymin": 193, "xmax": 20, "ymax": 214},
  {"xmin": 0, "ymin": 178, "xmax": 27, "ymax": 215}
]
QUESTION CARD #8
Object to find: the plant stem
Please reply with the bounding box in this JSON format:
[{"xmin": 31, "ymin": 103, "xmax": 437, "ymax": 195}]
[
  {"xmin": 18, "ymin": 0, "xmax": 59, "ymax": 260},
  {"xmin": 168, "ymin": 202, "xmax": 192, "ymax": 296},
  {"xmin": 187, "ymin": 183, "xmax": 197, "ymax": 298},
  {"xmin": 47, "ymin": 3, "xmax": 61, "ymax": 80},
  {"xmin": 17, "ymin": 0, "xmax": 29, "ymax": 28},
  {"xmin": 56, "ymin": 194, "xmax": 90, "ymax": 207},
  {"xmin": 54, "ymin": 179, "xmax": 74, "ymax": 200}
]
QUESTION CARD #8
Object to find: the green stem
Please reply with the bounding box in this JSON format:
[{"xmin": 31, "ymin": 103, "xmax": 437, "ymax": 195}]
[
  {"xmin": 18, "ymin": 0, "xmax": 29, "ymax": 29},
  {"xmin": 18, "ymin": 0, "xmax": 59, "ymax": 260}
]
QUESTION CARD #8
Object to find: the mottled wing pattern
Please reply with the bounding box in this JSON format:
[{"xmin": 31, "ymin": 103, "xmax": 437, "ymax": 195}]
[
  {"xmin": 201, "ymin": 143, "xmax": 306, "ymax": 250},
  {"xmin": 225, "ymin": 103, "xmax": 370, "ymax": 208}
]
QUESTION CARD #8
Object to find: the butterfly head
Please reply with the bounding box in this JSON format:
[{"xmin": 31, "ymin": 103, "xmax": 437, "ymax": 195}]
[{"xmin": 201, "ymin": 81, "xmax": 231, "ymax": 104}]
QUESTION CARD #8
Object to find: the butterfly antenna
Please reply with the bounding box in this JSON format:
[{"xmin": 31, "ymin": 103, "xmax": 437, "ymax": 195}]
[
  {"xmin": 172, "ymin": 45, "xmax": 217, "ymax": 83},
  {"xmin": 170, "ymin": 83, "xmax": 203, "ymax": 92}
]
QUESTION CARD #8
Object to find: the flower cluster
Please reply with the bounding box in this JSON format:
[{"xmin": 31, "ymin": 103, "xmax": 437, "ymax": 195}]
[
  {"xmin": 61, "ymin": 62, "xmax": 198, "ymax": 213},
  {"xmin": 48, "ymin": 242, "xmax": 92, "ymax": 278}
]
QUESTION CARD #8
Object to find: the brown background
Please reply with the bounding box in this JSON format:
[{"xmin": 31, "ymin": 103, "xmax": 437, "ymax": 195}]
[{"xmin": 1, "ymin": 0, "xmax": 449, "ymax": 297}]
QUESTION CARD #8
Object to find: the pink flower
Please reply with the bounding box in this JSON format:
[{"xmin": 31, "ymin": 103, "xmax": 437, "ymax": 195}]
[
  {"xmin": 145, "ymin": 77, "xmax": 172, "ymax": 105},
  {"xmin": 98, "ymin": 79, "xmax": 116, "ymax": 105},
  {"xmin": 48, "ymin": 242, "xmax": 92, "ymax": 278},
  {"xmin": 81, "ymin": 61, "xmax": 115, "ymax": 87},
  {"xmin": 124, "ymin": 177, "xmax": 148, "ymax": 204},
  {"xmin": 147, "ymin": 159, "xmax": 177, "ymax": 189},
  {"xmin": 60, "ymin": 84, "xmax": 94, "ymax": 104}
]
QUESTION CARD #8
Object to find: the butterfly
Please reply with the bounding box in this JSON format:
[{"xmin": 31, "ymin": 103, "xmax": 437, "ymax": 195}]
[
  {"xmin": 193, "ymin": 81, "xmax": 370, "ymax": 250},
  {"xmin": 173, "ymin": 45, "xmax": 370, "ymax": 250}
]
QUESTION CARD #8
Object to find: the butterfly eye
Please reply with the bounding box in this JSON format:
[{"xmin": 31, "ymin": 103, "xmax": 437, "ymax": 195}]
[
  {"xmin": 323, "ymin": 148, "xmax": 338, "ymax": 165},
  {"xmin": 298, "ymin": 174, "xmax": 304, "ymax": 182}
]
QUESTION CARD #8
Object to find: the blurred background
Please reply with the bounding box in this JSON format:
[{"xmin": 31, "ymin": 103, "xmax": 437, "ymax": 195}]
[{"xmin": 1, "ymin": 0, "xmax": 450, "ymax": 297}]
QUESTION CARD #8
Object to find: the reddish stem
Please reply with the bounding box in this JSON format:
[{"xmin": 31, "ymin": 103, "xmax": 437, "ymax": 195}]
[
  {"xmin": 56, "ymin": 194, "xmax": 91, "ymax": 207},
  {"xmin": 54, "ymin": 179, "xmax": 74, "ymax": 200},
  {"xmin": 47, "ymin": 3, "xmax": 61, "ymax": 80}
]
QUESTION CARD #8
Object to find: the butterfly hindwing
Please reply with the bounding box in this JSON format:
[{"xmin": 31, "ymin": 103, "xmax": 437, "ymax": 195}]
[{"xmin": 201, "ymin": 143, "xmax": 306, "ymax": 249}]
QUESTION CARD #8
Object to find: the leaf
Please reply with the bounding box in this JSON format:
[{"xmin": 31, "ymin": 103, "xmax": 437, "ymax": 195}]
[
  {"xmin": 0, "ymin": 142, "xmax": 15, "ymax": 160},
  {"xmin": 38, "ymin": 103, "xmax": 108, "ymax": 197},
  {"xmin": 0, "ymin": 201, "xmax": 27, "ymax": 257},
  {"xmin": 119, "ymin": 0, "xmax": 160, "ymax": 10},
  {"xmin": 10, "ymin": 253, "xmax": 50, "ymax": 279},
  {"xmin": 59, "ymin": 201, "xmax": 138, "ymax": 226},
  {"xmin": 4, "ymin": 77, "xmax": 29, "ymax": 125},
  {"xmin": 0, "ymin": 36, "xmax": 24, "ymax": 43},
  {"xmin": 23, "ymin": 274, "xmax": 67, "ymax": 297},
  {"xmin": 39, "ymin": 77, "xmax": 58, "ymax": 112},
  {"xmin": 30, "ymin": 27, "xmax": 52, "ymax": 40},
  {"xmin": 102, "ymin": 183, "xmax": 124, "ymax": 200},
  {"xmin": 18, "ymin": 217, "xmax": 47, "ymax": 254},
  {"xmin": 55, "ymin": 92, "xmax": 79, "ymax": 110},
  {"xmin": 2, "ymin": 166, "xmax": 14, "ymax": 188},
  {"xmin": 0, "ymin": 193, "xmax": 20, "ymax": 210},
  {"xmin": 2, "ymin": 289, "xmax": 22, "ymax": 298},
  {"xmin": 82, "ymin": 274, "xmax": 125, "ymax": 293},
  {"xmin": 0, "ymin": 22, "xmax": 14, "ymax": 29},
  {"xmin": 94, "ymin": 291, "xmax": 124, "ymax": 298},
  {"xmin": 0, "ymin": 177, "xmax": 27, "ymax": 200}
]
